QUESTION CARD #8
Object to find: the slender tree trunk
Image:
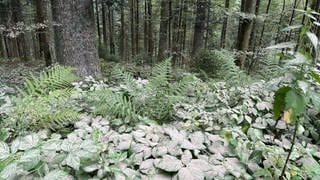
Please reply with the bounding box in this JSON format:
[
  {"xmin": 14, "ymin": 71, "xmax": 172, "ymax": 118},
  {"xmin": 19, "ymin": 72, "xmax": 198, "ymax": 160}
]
[
  {"xmin": 35, "ymin": 0, "xmax": 52, "ymax": 66},
  {"xmin": 107, "ymin": 5, "xmax": 115, "ymax": 54},
  {"xmin": 147, "ymin": 0, "xmax": 153, "ymax": 59},
  {"xmin": 249, "ymin": 0, "xmax": 260, "ymax": 51},
  {"xmin": 258, "ymin": 0, "xmax": 272, "ymax": 47},
  {"xmin": 144, "ymin": 0, "xmax": 148, "ymax": 56},
  {"xmin": 135, "ymin": 0, "xmax": 140, "ymax": 55},
  {"xmin": 285, "ymin": 0, "xmax": 298, "ymax": 42},
  {"xmin": 220, "ymin": 0, "xmax": 230, "ymax": 48},
  {"xmin": 311, "ymin": 0, "xmax": 320, "ymax": 37},
  {"xmin": 168, "ymin": 0, "xmax": 172, "ymax": 51},
  {"xmin": 275, "ymin": 0, "xmax": 286, "ymax": 43},
  {"xmin": 130, "ymin": 0, "xmax": 136, "ymax": 57},
  {"xmin": 236, "ymin": 0, "xmax": 257, "ymax": 69},
  {"xmin": 204, "ymin": 0, "xmax": 211, "ymax": 48},
  {"xmin": 46, "ymin": 0, "xmax": 57, "ymax": 63},
  {"xmin": 51, "ymin": 0, "xmax": 100, "ymax": 77},
  {"xmin": 120, "ymin": 0, "xmax": 126, "ymax": 61},
  {"xmin": 295, "ymin": 0, "xmax": 309, "ymax": 51},
  {"xmin": 192, "ymin": 0, "xmax": 207, "ymax": 55},
  {"xmin": 102, "ymin": 3, "xmax": 108, "ymax": 51},
  {"xmin": 158, "ymin": 0, "xmax": 169, "ymax": 61}
]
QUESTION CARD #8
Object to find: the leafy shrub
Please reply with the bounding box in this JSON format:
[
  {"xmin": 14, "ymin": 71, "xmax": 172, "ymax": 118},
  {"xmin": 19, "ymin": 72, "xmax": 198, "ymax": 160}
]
[
  {"xmin": 2, "ymin": 66, "xmax": 80, "ymax": 136},
  {"xmin": 0, "ymin": 117, "xmax": 136, "ymax": 179},
  {"xmin": 86, "ymin": 59, "xmax": 193, "ymax": 126}
]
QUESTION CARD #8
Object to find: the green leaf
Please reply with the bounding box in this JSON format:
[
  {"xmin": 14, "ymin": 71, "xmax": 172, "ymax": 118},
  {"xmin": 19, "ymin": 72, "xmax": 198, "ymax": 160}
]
[
  {"xmin": 0, "ymin": 162, "xmax": 18, "ymax": 179},
  {"xmin": 285, "ymin": 90, "xmax": 306, "ymax": 120},
  {"xmin": 306, "ymin": 32, "xmax": 318, "ymax": 51},
  {"xmin": 309, "ymin": 91, "xmax": 320, "ymax": 112},
  {"xmin": 249, "ymin": 150, "xmax": 263, "ymax": 162},
  {"xmin": 311, "ymin": 71, "xmax": 320, "ymax": 85},
  {"xmin": 0, "ymin": 142, "xmax": 10, "ymax": 160},
  {"xmin": 63, "ymin": 154, "xmax": 80, "ymax": 170},
  {"xmin": 273, "ymin": 86, "xmax": 292, "ymax": 119},
  {"xmin": 18, "ymin": 149, "xmax": 40, "ymax": 171},
  {"xmin": 44, "ymin": 170, "xmax": 73, "ymax": 180}
]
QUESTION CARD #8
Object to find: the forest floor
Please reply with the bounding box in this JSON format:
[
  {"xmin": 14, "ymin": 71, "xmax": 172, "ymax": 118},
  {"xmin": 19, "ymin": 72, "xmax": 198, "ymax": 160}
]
[{"xmin": 0, "ymin": 60, "xmax": 320, "ymax": 179}]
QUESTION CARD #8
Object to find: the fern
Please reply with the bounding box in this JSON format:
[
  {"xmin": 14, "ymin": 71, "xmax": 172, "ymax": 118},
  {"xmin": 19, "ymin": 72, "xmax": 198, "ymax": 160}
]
[
  {"xmin": 17, "ymin": 66, "xmax": 78, "ymax": 98},
  {"xmin": 87, "ymin": 89, "xmax": 137, "ymax": 122},
  {"xmin": 4, "ymin": 66, "xmax": 80, "ymax": 135}
]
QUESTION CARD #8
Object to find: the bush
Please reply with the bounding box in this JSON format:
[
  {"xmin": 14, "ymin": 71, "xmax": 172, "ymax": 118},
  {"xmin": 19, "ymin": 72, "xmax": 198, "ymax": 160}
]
[{"xmin": 193, "ymin": 49, "xmax": 248, "ymax": 83}]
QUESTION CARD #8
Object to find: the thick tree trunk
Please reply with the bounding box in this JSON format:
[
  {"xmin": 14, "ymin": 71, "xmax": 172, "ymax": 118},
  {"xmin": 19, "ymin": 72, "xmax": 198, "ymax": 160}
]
[
  {"xmin": 11, "ymin": 0, "xmax": 30, "ymax": 61},
  {"xmin": 220, "ymin": 0, "xmax": 230, "ymax": 48},
  {"xmin": 95, "ymin": 0, "xmax": 101, "ymax": 44},
  {"xmin": 51, "ymin": 0, "xmax": 100, "ymax": 77},
  {"xmin": 192, "ymin": 0, "xmax": 207, "ymax": 55},
  {"xmin": 35, "ymin": 0, "xmax": 52, "ymax": 66},
  {"xmin": 158, "ymin": 0, "xmax": 169, "ymax": 61},
  {"xmin": 236, "ymin": 0, "xmax": 257, "ymax": 69}
]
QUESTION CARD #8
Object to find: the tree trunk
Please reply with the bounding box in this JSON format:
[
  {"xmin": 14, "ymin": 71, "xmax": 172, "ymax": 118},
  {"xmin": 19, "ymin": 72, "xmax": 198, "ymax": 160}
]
[
  {"xmin": 236, "ymin": 0, "xmax": 257, "ymax": 69},
  {"xmin": 95, "ymin": 0, "xmax": 101, "ymax": 44},
  {"xmin": 135, "ymin": 0, "xmax": 140, "ymax": 55},
  {"xmin": 158, "ymin": 0, "xmax": 169, "ymax": 61},
  {"xmin": 192, "ymin": 0, "xmax": 207, "ymax": 55},
  {"xmin": 11, "ymin": 0, "xmax": 30, "ymax": 61},
  {"xmin": 35, "ymin": 0, "xmax": 52, "ymax": 66},
  {"xmin": 107, "ymin": 5, "xmax": 115, "ymax": 54},
  {"xmin": 120, "ymin": 0, "xmax": 126, "ymax": 61},
  {"xmin": 275, "ymin": 0, "xmax": 286, "ymax": 43},
  {"xmin": 285, "ymin": 0, "xmax": 298, "ymax": 42},
  {"xmin": 147, "ymin": 0, "xmax": 153, "ymax": 59},
  {"xmin": 51, "ymin": 0, "xmax": 100, "ymax": 77},
  {"xmin": 102, "ymin": 3, "xmax": 108, "ymax": 51},
  {"xmin": 258, "ymin": 0, "xmax": 272, "ymax": 47},
  {"xmin": 130, "ymin": 0, "xmax": 136, "ymax": 57},
  {"xmin": 249, "ymin": 0, "xmax": 260, "ymax": 51},
  {"xmin": 220, "ymin": 0, "xmax": 230, "ymax": 48}
]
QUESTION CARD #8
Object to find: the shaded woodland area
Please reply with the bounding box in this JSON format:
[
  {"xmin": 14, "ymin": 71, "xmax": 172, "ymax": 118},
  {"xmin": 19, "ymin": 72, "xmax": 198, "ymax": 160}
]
[{"xmin": 1, "ymin": 0, "xmax": 320, "ymax": 179}]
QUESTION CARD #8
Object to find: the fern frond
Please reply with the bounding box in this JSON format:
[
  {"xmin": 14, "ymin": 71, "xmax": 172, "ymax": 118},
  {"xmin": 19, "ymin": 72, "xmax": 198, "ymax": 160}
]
[{"xmin": 19, "ymin": 66, "xmax": 78, "ymax": 97}]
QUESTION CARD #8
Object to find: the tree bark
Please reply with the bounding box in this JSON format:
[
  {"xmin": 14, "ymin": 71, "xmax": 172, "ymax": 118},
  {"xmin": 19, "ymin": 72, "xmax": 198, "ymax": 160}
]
[
  {"xmin": 220, "ymin": 0, "xmax": 230, "ymax": 48},
  {"xmin": 258, "ymin": 0, "xmax": 272, "ymax": 47},
  {"xmin": 236, "ymin": 0, "xmax": 257, "ymax": 69},
  {"xmin": 119, "ymin": 0, "xmax": 126, "ymax": 61},
  {"xmin": 95, "ymin": 0, "xmax": 101, "ymax": 44},
  {"xmin": 158, "ymin": 0, "xmax": 169, "ymax": 61},
  {"xmin": 35, "ymin": 0, "xmax": 52, "ymax": 66},
  {"xmin": 192, "ymin": 0, "xmax": 207, "ymax": 55},
  {"xmin": 51, "ymin": 0, "xmax": 100, "ymax": 77}
]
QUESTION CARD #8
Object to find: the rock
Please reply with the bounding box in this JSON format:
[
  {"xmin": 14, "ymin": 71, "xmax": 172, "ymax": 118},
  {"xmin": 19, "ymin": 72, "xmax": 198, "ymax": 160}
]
[
  {"xmin": 176, "ymin": 167, "xmax": 204, "ymax": 180},
  {"xmin": 140, "ymin": 159, "xmax": 156, "ymax": 175},
  {"xmin": 181, "ymin": 150, "xmax": 192, "ymax": 165},
  {"xmin": 187, "ymin": 159, "xmax": 212, "ymax": 173},
  {"xmin": 154, "ymin": 155, "xmax": 183, "ymax": 172},
  {"xmin": 152, "ymin": 146, "xmax": 168, "ymax": 158}
]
